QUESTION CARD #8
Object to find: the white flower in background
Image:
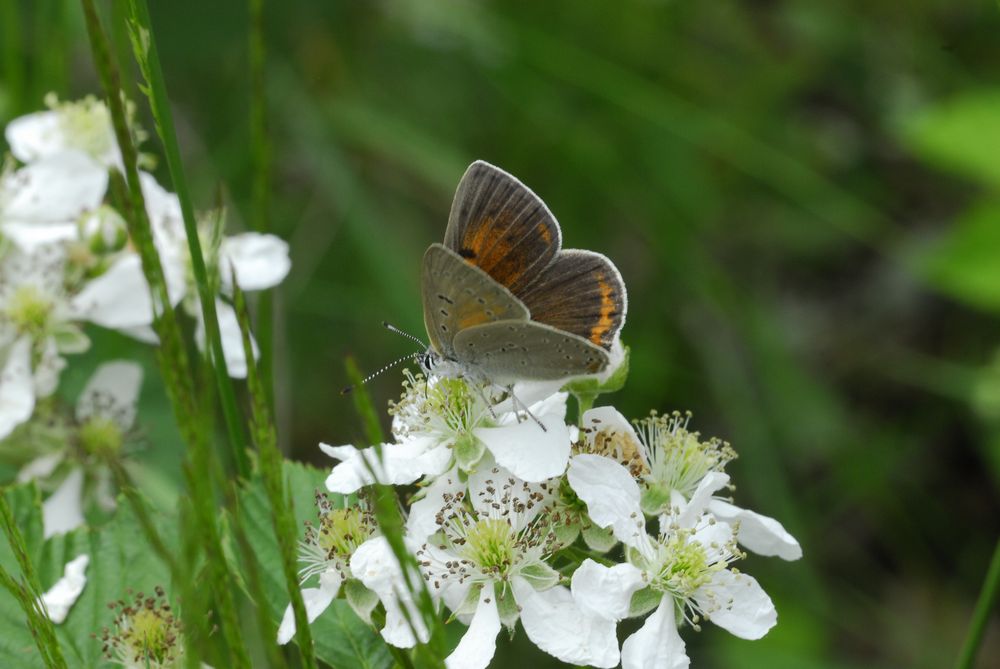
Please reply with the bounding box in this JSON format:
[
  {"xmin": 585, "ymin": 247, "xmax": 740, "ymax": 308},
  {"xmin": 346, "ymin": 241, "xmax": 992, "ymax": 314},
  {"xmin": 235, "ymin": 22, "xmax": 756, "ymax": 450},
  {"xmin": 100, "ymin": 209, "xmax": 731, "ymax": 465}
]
[
  {"xmin": 567, "ymin": 454, "xmax": 781, "ymax": 669},
  {"xmin": 100, "ymin": 586, "xmax": 189, "ymax": 669},
  {"xmin": 5, "ymin": 94, "xmax": 120, "ymax": 169},
  {"xmin": 416, "ymin": 463, "xmax": 608, "ymax": 669},
  {"xmin": 0, "ymin": 150, "xmax": 108, "ymax": 251},
  {"xmin": 323, "ymin": 373, "xmax": 571, "ymax": 526},
  {"xmin": 38, "ymin": 554, "xmax": 90, "ymax": 624},
  {"xmin": 16, "ymin": 361, "xmax": 143, "ymax": 537},
  {"xmin": 277, "ymin": 493, "xmax": 379, "ymax": 645},
  {"xmin": 578, "ymin": 407, "xmax": 802, "ymax": 560},
  {"xmin": 350, "ymin": 535, "xmax": 430, "ymax": 649},
  {"xmin": 140, "ymin": 174, "xmax": 290, "ymax": 377}
]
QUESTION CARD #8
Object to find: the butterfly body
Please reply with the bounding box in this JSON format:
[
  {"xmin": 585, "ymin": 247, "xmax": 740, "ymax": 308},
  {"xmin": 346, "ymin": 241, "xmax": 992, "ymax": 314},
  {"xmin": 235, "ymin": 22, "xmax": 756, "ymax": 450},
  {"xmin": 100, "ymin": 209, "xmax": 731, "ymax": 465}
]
[{"xmin": 421, "ymin": 161, "xmax": 626, "ymax": 384}]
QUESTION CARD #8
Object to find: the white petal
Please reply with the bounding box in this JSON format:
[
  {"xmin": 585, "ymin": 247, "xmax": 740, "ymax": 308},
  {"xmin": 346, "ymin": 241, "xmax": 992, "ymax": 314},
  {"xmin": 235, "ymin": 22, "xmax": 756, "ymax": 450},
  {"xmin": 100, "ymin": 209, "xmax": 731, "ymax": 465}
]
[
  {"xmin": 43, "ymin": 469, "xmax": 85, "ymax": 538},
  {"xmin": 0, "ymin": 222, "xmax": 78, "ymax": 252},
  {"xmin": 75, "ymin": 360, "xmax": 143, "ymax": 428},
  {"xmin": 620, "ymin": 596, "xmax": 689, "ymax": 669},
  {"xmin": 116, "ymin": 325, "xmax": 159, "ymax": 344},
  {"xmin": 276, "ymin": 569, "xmax": 343, "ymax": 644},
  {"xmin": 323, "ymin": 440, "xmax": 446, "ymax": 494},
  {"xmin": 2, "ymin": 151, "xmax": 106, "ymax": 221},
  {"xmin": 567, "ymin": 454, "xmax": 644, "ymax": 547},
  {"xmin": 445, "ymin": 586, "xmax": 501, "ymax": 669},
  {"xmin": 407, "ymin": 470, "xmax": 465, "ymax": 540},
  {"xmin": 0, "ymin": 337, "xmax": 36, "ymax": 440},
  {"xmin": 39, "ymin": 554, "xmax": 89, "ymax": 624},
  {"xmin": 571, "ymin": 559, "xmax": 645, "ymax": 622},
  {"xmin": 351, "ymin": 536, "xmax": 429, "ymax": 648},
  {"xmin": 71, "ymin": 254, "xmax": 155, "ymax": 330},
  {"xmin": 16, "ymin": 452, "xmax": 66, "ymax": 483},
  {"xmin": 220, "ymin": 233, "xmax": 291, "ymax": 291},
  {"xmin": 5, "ymin": 111, "xmax": 62, "ymax": 162},
  {"xmin": 707, "ymin": 499, "xmax": 802, "ymax": 561},
  {"xmin": 698, "ymin": 570, "xmax": 776, "ymax": 640},
  {"xmin": 512, "ymin": 576, "xmax": 620, "ymax": 668},
  {"xmin": 467, "ymin": 461, "xmax": 552, "ymax": 528},
  {"xmin": 676, "ymin": 471, "xmax": 730, "ymax": 528},
  {"xmin": 32, "ymin": 337, "xmax": 66, "ymax": 398},
  {"xmin": 474, "ymin": 401, "xmax": 570, "ymax": 482},
  {"xmin": 215, "ymin": 300, "xmax": 256, "ymax": 379}
]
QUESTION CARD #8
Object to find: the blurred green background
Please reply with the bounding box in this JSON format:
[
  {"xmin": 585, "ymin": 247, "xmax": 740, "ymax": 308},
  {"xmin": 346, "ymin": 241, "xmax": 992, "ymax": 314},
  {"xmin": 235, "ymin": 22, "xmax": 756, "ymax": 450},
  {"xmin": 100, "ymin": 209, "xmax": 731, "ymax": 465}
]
[{"xmin": 3, "ymin": 0, "xmax": 1000, "ymax": 667}]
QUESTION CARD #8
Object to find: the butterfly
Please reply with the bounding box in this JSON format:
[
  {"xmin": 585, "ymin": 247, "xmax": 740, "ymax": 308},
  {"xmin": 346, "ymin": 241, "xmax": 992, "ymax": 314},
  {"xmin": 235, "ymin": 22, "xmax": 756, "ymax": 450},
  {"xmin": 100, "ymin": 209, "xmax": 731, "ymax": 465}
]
[{"xmin": 420, "ymin": 160, "xmax": 627, "ymax": 384}]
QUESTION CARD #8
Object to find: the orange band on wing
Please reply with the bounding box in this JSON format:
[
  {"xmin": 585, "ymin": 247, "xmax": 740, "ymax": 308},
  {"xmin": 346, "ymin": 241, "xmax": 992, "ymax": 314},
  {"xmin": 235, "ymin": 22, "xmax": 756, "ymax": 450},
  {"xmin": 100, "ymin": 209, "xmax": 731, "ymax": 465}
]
[{"xmin": 589, "ymin": 272, "xmax": 617, "ymax": 346}]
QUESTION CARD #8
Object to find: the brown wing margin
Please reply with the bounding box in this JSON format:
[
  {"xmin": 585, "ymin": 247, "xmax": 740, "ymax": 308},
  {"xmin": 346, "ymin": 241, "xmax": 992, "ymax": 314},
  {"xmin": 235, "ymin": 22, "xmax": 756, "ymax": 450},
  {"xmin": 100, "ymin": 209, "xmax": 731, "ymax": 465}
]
[
  {"xmin": 444, "ymin": 161, "xmax": 562, "ymax": 296},
  {"xmin": 514, "ymin": 249, "xmax": 627, "ymax": 350}
]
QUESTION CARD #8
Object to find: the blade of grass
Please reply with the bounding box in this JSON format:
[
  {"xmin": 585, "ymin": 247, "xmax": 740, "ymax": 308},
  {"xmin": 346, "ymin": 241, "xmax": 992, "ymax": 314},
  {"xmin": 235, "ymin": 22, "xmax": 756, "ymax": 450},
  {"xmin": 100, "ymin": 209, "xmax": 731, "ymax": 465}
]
[
  {"xmin": 0, "ymin": 493, "xmax": 67, "ymax": 669},
  {"xmin": 955, "ymin": 537, "xmax": 1000, "ymax": 669},
  {"xmin": 345, "ymin": 359, "xmax": 447, "ymax": 667},
  {"xmin": 123, "ymin": 0, "xmax": 250, "ymax": 477},
  {"xmin": 232, "ymin": 274, "xmax": 318, "ymax": 669},
  {"xmin": 0, "ymin": 0, "xmax": 25, "ymax": 116}
]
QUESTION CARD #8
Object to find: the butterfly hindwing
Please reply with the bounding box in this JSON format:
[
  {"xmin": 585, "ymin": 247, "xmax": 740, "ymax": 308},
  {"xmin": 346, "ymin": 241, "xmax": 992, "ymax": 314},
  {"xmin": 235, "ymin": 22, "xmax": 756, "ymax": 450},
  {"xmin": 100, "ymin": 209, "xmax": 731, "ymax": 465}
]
[
  {"xmin": 444, "ymin": 161, "xmax": 561, "ymax": 296},
  {"xmin": 515, "ymin": 249, "xmax": 627, "ymax": 349},
  {"xmin": 422, "ymin": 243, "xmax": 529, "ymax": 358},
  {"xmin": 451, "ymin": 319, "xmax": 609, "ymax": 382}
]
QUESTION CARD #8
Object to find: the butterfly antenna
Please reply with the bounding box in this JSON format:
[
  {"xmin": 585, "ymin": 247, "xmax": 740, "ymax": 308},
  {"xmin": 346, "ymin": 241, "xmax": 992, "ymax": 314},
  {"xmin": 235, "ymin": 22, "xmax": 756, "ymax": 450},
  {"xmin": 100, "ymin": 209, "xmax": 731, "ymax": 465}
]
[
  {"xmin": 382, "ymin": 321, "xmax": 427, "ymax": 349},
  {"xmin": 341, "ymin": 352, "xmax": 420, "ymax": 395}
]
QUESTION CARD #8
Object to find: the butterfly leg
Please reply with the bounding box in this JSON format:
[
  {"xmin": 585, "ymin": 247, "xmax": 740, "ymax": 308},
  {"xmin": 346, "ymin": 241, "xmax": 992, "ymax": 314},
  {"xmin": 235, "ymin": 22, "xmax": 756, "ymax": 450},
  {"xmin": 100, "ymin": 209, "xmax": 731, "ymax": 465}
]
[{"xmin": 504, "ymin": 384, "xmax": 547, "ymax": 432}]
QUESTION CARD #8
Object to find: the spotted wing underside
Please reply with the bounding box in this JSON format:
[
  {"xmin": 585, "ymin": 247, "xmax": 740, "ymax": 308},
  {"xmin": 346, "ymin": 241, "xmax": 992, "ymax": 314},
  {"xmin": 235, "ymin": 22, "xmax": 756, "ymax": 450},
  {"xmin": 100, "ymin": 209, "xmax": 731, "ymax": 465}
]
[
  {"xmin": 421, "ymin": 243, "xmax": 529, "ymax": 359},
  {"xmin": 451, "ymin": 319, "xmax": 609, "ymax": 382}
]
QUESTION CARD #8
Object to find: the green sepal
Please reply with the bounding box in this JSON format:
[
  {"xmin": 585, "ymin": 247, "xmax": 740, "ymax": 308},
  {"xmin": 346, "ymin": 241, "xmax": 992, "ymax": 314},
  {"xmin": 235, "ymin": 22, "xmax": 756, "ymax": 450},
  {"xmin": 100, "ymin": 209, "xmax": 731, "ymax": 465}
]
[
  {"xmin": 496, "ymin": 582, "xmax": 521, "ymax": 629},
  {"xmin": 581, "ymin": 522, "xmax": 617, "ymax": 553},
  {"xmin": 564, "ymin": 345, "xmax": 630, "ymax": 416},
  {"xmin": 519, "ymin": 560, "xmax": 561, "ymax": 592},
  {"xmin": 52, "ymin": 323, "xmax": 91, "ymax": 354},
  {"xmin": 453, "ymin": 432, "xmax": 486, "ymax": 472},
  {"xmin": 344, "ymin": 577, "xmax": 379, "ymax": 625},
  {"xmin": 628, "ymin": 586, "xmax": 663, "ymax": 618}
]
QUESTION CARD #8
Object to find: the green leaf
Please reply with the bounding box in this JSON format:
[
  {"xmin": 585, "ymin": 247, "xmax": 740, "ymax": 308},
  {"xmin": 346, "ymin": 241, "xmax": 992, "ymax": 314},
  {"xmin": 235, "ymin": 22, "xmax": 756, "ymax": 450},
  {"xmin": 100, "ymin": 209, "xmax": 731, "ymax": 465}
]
[
  {"xmin": 237, "ymin": 459, "xmax": 392, "ymax": 669},
  {"xmin": 900, "ymin": 90, "xmax": 1000, "ymax": 188},
  {"xmin": 920, "ymin": 202, "xmax": 1000, "ymax": 311},
  {"xmin": 0, "ymin": 483, "xmax": 175, "ymax": 668}
]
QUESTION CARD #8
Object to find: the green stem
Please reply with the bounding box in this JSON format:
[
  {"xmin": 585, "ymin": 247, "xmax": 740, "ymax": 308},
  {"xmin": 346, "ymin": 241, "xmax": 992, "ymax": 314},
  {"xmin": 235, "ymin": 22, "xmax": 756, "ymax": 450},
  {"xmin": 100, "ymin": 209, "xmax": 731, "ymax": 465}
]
[
  {"xmin": 955, "ymin": 537, "xmax": 1000, "ymax": 669},
  {"xmin": 1, "ymin": 0, "xmax": 25, "ymax": 115},
  {"xmin": 124, "ymin": 0, "xmax": 250, "ymax": 477}
]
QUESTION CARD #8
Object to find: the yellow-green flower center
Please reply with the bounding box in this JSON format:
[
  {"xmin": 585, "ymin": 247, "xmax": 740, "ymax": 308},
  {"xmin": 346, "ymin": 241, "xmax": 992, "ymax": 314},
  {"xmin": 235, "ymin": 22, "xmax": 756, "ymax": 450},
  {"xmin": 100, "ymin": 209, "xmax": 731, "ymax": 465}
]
[
  {"xmin": 318, "ymin": 507, "xmax": 374, "ymax": 558},
  {"xmin": 79, "ymin": 416, "xmax": 123, "ymax": 459},
  {"xmin": 652, "ymin": 533, "xmax": 719, "ymax": 599},
  {"xmin": 462, "ymin": 518, "xmax": 517, "ymax": 576},
  {"xmin": 48, "ymin": 94, "xmax": 114, "ymax": 160},
  {"xmin": 124, "ymin": 608, "xmax": 172, "ymax": 663},
  {"xmin": 6, "ymin": 285, "xmax": 54, "ymax": 337}
]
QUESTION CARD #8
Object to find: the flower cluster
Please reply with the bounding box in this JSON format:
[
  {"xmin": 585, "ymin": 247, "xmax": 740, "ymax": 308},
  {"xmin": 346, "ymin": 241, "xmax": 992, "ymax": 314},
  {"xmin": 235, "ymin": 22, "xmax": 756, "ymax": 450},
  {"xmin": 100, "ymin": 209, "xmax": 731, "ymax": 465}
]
[{"xmin": 286, "ymin": 367, "xmax": 801, "ymax": 668}]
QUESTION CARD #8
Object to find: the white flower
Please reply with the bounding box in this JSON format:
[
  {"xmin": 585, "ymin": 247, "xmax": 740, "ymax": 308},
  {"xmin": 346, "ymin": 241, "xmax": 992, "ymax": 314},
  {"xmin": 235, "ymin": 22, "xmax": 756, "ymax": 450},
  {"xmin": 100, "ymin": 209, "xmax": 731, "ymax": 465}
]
[
  {"xmin": 38, "ymin": 554, "xmax": 89, "ymax": 624},
  {"xmin": 416, "ymin": 463, "xmax": 604, "ymax": 669},
  {"xmin": 578, "ymin": 408, "xmax": 802, "ymax": 560},
  {"xmin": 323, "ymin": 373, "xmax": 571, "ymax": 509},
  {"xmin": 16, "ymin": 361, "xmax": 143, "ymax": 537},
  {"xmin": 5, "ymin": 95, "xmax": 120, "ymax": 169},
  {"xmin": 277, "ymin": 494, "xmax": 378, "ymax": 645},
  {"xmin": 350, "ymin": 535, "xmax": 430, "ymax": 648},
  {"xmin": 141, "ymin": 174, "xmax": 290, "ymax": 378},
  {"xmin": 567, "ymin": 454, "xmax": 779, "ymax": 669},
  {"xmin": 0, "ymin": 151, "xmax": 108, "ymax": 251}
]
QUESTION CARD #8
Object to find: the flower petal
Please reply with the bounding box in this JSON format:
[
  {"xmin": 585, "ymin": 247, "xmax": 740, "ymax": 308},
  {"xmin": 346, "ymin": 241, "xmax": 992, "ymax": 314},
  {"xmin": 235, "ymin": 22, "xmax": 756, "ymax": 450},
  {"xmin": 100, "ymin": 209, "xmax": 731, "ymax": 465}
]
[
  {"xmin": 475, "ymin": 399, "xmax": 570, "ymax": 482},
  {"xmin": 620, "ymin": 596, "xmax": 689, "ymax": 669},
  {"xmin": 707, "ymin": 499, "xmax": 802, "ymax": 561},
  {"xmin": 75, "ymin": 360, "xmax": 143, "ymax": 429},
  {"xmin": 0, "ymin": 337, "xmax": 36, "ymax": 440},
  {"xmin": 698, "ymin": 570, "xmax": 776, "ymax": 640},
  {"xmin": 323, "ymin": 440, "xmax": 447, "ymax": 494},
  {"xmin": 42, "ymin": 469, "xmax": 85, "ymax": 538},
  {"xmin": 70, "ymin": 254, "xmax": 155, "ymax": 330},
  {"xmin": 567, "ymin": 454, "xmax": 645, "ymax": 547},
  {"xmin": 676, "ymin": 471, "xmax": 730, "ymax": 528},
  {"xmin": 1, "ymin": 151, "xmax": 106, "ymax": 222},
  {"xmin": 39, "ymin": 554, "xmax": 89, "ymax": 624},
  {"xmin": 407, "ymin": 470, "xmax": 465, "ymax": 540},
  {"xmin": 4, "ymin": 111, "xmax": 62, "ymax": 162},
  {"xmin": 16, "ymin": 452, "xmax": 66, "ymax": 483},
  {"xmin": 445, "ymin": 585, "xmax": 501, "ymax": 669},
  {"xmin": 571, "ymin": 559, "xmax": 645, "ymax": 622},
  {"xmin": 513, "ymin": 576, "xmax": 620, "ymax": 668},
  {"xmin": 276, "ymin": 569, "xmax": 343, "ymax": 644},
  {"xmin": 220, "ymin": 232, "xmax": 291, "ymax": 291},
  {"xmin": 351, "ymin": 536, "xmax": 429, "ymax": 648}
]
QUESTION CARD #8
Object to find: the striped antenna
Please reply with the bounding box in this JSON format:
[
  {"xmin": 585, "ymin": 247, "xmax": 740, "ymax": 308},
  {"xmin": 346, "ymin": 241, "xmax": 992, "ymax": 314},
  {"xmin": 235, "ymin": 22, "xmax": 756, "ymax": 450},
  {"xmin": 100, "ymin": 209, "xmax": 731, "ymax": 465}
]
[
  {"xmin": 341, "ymin": 351, "xmax": 421, "ymax": 395},
  {"xmin": 382, "ymin": 321, "xmax": 427, "ymax": 348}
]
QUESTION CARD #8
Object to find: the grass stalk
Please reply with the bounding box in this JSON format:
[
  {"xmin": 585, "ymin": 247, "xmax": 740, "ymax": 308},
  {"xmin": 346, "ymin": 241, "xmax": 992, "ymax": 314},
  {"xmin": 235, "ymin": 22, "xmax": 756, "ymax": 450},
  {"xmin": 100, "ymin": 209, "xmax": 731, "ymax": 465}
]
[
  {"xmin": 123, "ymin": 0, "xmax": 251, "ymax": 477},
  {"xmin": 1, "ymin": 0, "xmax": 25, "ymax": 115},
  {"xmin": 955, "ymin": 537, "xmax": 1000, "ymax": 669},
  {"xmin": 0, "ymin": 493, "xmax": 67, "ymax": 668},
  {"xmin": 233, "ymin": 275, "xmax": 318, "ymax": 669}
]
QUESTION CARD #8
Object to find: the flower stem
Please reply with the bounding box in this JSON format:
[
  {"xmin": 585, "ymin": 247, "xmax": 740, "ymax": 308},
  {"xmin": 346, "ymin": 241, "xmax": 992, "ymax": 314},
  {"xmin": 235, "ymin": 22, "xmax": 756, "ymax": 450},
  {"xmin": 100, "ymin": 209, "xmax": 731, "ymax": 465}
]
[
  {"xmin": 124, "ymin": 0, "xmax": 251, "ymax": 478},
  {"xmin": 955, "ymin": 536, "xmax": 1000, "ymax": 669}
]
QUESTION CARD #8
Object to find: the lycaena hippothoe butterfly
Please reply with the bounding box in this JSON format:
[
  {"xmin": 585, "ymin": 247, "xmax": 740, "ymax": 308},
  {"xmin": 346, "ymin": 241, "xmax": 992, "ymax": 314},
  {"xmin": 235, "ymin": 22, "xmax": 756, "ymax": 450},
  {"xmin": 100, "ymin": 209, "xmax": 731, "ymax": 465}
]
[{"xmin": 421, "ymin": 160, "xmax": 627, "ymax": 383}]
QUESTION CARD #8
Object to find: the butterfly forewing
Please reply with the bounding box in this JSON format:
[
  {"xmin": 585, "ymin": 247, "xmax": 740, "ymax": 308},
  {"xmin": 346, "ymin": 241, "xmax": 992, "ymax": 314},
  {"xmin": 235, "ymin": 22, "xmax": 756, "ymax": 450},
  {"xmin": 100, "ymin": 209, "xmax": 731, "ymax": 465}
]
[
  {"xmin": 444, "ymin": 161, "xmax": 561, "ymax": 296},
  {"xmin": 451, "ymin": 320, "xmax": 610, "ymax": 382},
  {"xmin": 422, "ymin": 243, "xmax": 529, "ymax": 358},
  {"xmin": 515, "ymin": 249, "xmax": 627, "ymax": 349}
]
